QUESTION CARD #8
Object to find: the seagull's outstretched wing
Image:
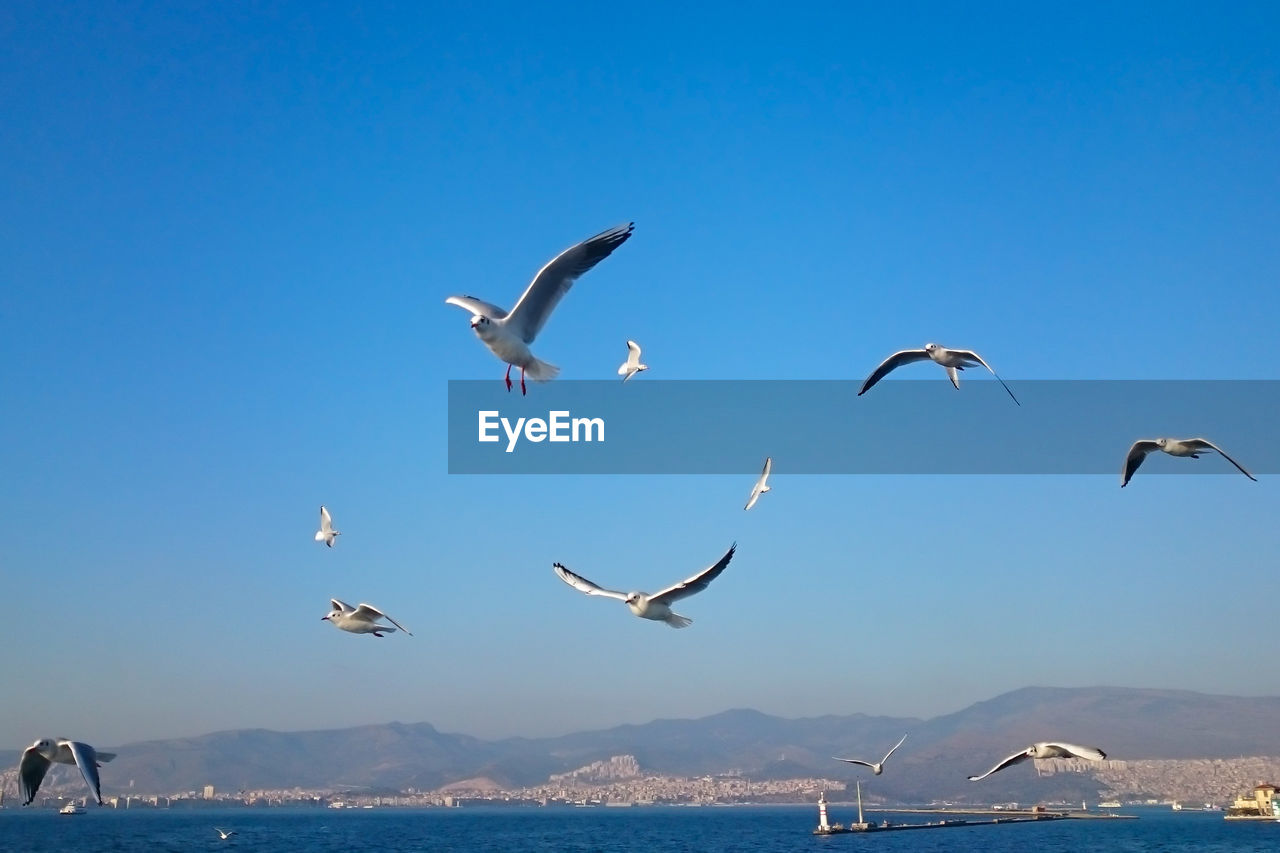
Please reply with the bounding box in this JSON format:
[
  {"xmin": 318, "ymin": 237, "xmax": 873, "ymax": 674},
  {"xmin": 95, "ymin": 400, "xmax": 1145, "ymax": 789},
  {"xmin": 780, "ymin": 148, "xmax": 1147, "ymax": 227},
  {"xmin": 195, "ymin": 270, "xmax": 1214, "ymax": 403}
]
[
  {"xmin": 330, "ymin": 598, "xmax": 356, "ymax": 614},
  {"xmin": 967, "ymin": 747, "xmax": 1032, "ymax": 781},
  {"xmin": 832, "ymin": 757, "xmax": 875, "ymax": 769},
  {"xmin": 505, "ymin": 223, "xmax": 635, "ymax": 343},
  {"xmin": 744, "ymin": 457, "xmax": 771, "ymax": 510},
  {"xmin": 1046, "ymin": 742, "xmax": 1107, "ymax": 761},
  {"xmin": 1121, "ymin": 440, "xmax": 1161, "ymax": 487},
  {"xmin": 444, "ymin": 295, "xmax": 509, "ymax": 320},
  {"xmin": 880, "ymin": 733, "xmax": 908, "ymax": 764},
  {"xmin": 553, "ymin": 563, "xmax": 629, "ymax": 601},
  {"xmin": 319, "ymin": 506, "xmax": 334, "ymax": 533},
  {"xmin": 353, "ymin": 604, "xmax": 412, "ymax": 636},
  {"xmin": 66, "ymin": 741, "xmax": 104, "ymax": 804},
  {"xmin": 858, "ymin": 350, "xmax": 930, "ymax": 396},
  {"xmin": 1186, "ymin": 438, "xmax": 1257, "ymax": 481},
  {"xmin": 952, "ymin": 349, "xmax": 1019, "ymax": 405},
  {"xmin": 18, "ymin": 745, "xmax": 51, "ymax": 805},
  {"xmin": 649, "ymin": 543, "xmax": 737, "ymax": 606}
]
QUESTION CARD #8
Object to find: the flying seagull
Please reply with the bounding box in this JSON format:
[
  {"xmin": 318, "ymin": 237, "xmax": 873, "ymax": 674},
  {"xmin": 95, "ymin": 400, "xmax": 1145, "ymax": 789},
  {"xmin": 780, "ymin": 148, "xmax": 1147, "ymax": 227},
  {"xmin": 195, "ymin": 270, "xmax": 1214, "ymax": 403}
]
[
  {"xmin": 1121, "ymin": 437, "xmax": 1256, "ymax": 487},
  {"xmin": 744, "ymin": 456, "xmax": 772, "ymax": 511},
  {"xmin": 18, "ymin": 738, "xmax": 116, "ymax": 806},
  {"xmin": 322, "ymin": 599, "xmax": 413, "ymax": 637},
  {"xmin": 858, "ymin": 343, "xmax": 1019, "ymax": 405},
  {"xmin": 967, "ymin": 742, "xmax": 1106, "ymax": 781},
  {"xmin": 833, "ymin": 734, "xmax": 908, "ymax": 776},
  {"xmin": 215, "ymin": 828, "xmax": 238, "ymax": 839},
  {"xmin": 445, "ymin": 222, "xmax": 635, "ymax": 395},
  {"xmin": 553, "ymin": 543, "xmax": 737, "ymax": 628},
  {"xmin": 315, "ymin": 505, "xmax": 340, "ymax": 548},
  {"xmin": 618, "ymin": 339, "xmax": 648, "ymax": 381}
]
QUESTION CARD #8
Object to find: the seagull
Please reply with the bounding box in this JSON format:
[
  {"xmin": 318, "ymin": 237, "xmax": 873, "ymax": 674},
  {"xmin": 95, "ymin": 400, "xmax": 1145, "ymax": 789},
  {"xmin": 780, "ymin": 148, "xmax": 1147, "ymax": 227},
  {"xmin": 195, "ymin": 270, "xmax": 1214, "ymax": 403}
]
[
  {"xmin": 833, "ymin": 734, "xmax": 908, "ymax": 776},
  {"xmin": 1121, "ymin": 437, "xmax": 1257, "ymax": 487},
  {"xmin": 445, "ymin": 222, "xmax": 635, "ymax": 395},
  {"xmin": 744, "ymin": 456, "xmax": 772, "ymax": 511},
  {"xmin": 553, "ymin": 543, "xmax": 737, "ymax": 629},
  {"xmin": 17, "ymin": 738, "xmax": 115, "ymax": 806},
  {"xmin": 315, "ymin": 506, "xmax": 340, "ymax": 548},
  {"xmin": 321, "ymin": 599, "xmax": 413, "ymax": 637},
  {"xmin": 858, "ymin": 343, "xmax": 1019, "ymax": 405},
  {"xmin": 967, "ymin": 742, "xmax": 1107, "ymax": 781},
  {"xmin": 215, "ymin": 828, "xmax": 238, "ymax": 839},
  {"xmin": 618, "ymin": 340, "xmax": 648, "ymax": 381}
]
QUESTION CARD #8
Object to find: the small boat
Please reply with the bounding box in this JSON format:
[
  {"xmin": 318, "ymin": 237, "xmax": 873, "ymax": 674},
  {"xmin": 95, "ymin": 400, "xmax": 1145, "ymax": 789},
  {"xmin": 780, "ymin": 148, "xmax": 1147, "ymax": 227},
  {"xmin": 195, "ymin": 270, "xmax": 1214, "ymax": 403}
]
[{"xmin": 59, "ymin": 802, "xmax": 86, "ymax": 815}]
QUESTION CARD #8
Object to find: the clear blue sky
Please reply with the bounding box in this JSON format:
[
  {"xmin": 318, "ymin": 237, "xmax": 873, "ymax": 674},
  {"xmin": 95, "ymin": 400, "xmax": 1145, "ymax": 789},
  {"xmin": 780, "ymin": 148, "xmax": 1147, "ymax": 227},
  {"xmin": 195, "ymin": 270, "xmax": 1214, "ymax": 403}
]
[{"xmin": 2, "ymin": 1, "xmax": 1277, "ymax": 749}]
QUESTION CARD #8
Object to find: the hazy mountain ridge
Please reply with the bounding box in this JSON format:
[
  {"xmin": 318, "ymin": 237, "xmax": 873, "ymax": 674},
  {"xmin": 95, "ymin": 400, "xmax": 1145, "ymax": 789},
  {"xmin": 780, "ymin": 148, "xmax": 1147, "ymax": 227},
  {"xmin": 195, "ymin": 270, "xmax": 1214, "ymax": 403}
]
[{"xmin": 4, "ymin": 687, "xmax": 1276, "ymax": 801}]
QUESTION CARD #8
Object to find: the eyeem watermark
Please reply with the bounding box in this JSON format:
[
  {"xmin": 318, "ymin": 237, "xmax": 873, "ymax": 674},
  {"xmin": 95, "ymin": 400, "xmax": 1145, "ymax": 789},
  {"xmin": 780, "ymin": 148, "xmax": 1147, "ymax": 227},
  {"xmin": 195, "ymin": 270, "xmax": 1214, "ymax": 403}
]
[{"xmin": 477, "ymin": 410, "xmax": 605, "ymax": 453}]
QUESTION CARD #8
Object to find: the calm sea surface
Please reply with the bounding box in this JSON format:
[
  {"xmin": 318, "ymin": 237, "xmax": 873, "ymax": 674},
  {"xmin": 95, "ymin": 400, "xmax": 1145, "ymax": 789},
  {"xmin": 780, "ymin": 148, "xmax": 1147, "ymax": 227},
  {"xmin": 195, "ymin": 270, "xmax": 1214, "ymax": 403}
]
[{"xmin": 0, "ymin": 805, "xmax": 1276, "ymax": 852}]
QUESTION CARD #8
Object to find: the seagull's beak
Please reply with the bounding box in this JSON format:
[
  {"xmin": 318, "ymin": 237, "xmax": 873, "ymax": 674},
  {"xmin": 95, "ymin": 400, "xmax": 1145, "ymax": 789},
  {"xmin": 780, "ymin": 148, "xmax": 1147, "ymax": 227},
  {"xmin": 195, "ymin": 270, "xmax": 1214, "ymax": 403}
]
[{"xmin": 321, "ymin": 616, "xmax": 330, "ymax": 621}]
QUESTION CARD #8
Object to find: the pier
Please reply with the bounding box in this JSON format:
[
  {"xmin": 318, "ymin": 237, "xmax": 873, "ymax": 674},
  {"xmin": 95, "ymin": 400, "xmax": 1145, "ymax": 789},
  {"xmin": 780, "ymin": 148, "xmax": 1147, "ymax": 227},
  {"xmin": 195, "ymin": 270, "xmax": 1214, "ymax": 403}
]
[{"xmin": 813, "ymin": 785, "xmax": 1137, "ymax": 836}]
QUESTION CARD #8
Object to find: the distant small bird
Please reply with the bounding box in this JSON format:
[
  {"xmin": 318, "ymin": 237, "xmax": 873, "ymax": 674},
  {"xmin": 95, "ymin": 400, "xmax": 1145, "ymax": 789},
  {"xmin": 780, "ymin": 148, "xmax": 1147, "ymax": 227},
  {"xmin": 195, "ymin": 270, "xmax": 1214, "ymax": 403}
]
[
  {"xmin": 445, "ymin": 222, "xmax": 635, "ymax": 395},
  {"xmin": 553, "ymin": 543, "xmax": 737, "ymax": 629},
  {"xmin": 315, "ymin": 506, "xmax": 340, "ymax": 548},
  {"xmin": 967, "ymin": 742, "xmax": 1107, "ymax": 781},
  {"xmin": 18, "ymin": 738, "xmax": 116, "ymax": 806},
  {"xmin": 322, "ymin": 599, "xmax": 413, "ymax": 637},
  {"xmin": 1121, "ymin": 437, "xmax": 1256, "ymax": 487},
  {"xmin": 858, "ymin": 343, "xmax": 1019, "ymax": 405},
  {"xmin": 215, "ymin": 827, "xmax": 238, "ymax": 839},
  {"xmin": 744, "ymin": 456, "xmax": 772, "ymax": 511},
  {"xmin": 833, "ymin": 734, "xmax": 908, "ymax": 776},
  {"xmin": 618, "ymin": 340, "xmax": 648, "ymax": 381}
]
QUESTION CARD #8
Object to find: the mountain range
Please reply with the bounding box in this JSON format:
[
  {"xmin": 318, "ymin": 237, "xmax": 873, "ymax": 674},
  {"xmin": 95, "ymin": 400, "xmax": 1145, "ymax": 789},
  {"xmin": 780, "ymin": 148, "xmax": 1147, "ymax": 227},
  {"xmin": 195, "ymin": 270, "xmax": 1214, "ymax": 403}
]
[{"xmin": 4, "ymin": 686, "xmax": 1277, "ymax": 802}]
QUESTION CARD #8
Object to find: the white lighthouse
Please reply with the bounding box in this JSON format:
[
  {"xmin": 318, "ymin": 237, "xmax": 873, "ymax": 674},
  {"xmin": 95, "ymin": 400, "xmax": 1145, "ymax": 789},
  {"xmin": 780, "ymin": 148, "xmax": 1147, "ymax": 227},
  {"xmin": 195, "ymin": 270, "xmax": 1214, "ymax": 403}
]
[{"xmin": 818, "ymin": 790, "xmax": 830, "ymax": 831}]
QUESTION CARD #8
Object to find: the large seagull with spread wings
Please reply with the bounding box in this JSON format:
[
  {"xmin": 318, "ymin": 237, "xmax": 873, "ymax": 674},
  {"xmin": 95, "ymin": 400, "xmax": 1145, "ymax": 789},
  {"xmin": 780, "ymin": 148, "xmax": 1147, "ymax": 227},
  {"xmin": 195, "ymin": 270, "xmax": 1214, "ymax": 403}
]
[
  {"xmin": 967, "ymin": 741, "xmax": 1107, "ymax": 781},
  {"xmin": 18, "ymin": 738, "xmax": 115, "ymax": 805},
  {"xmin": 446, "ymin": 223, "xmax": 635, "ymax": 394},
  {"xmin": 1121, "ymin": 437, "xmax": 1256, "ymax": 487},
  {"xmin": 553, "ymin": 543, "xmax": 737, "ymax": 628},
  {"xmin": 858, "ymin": 343, "xmax": 1019, "ymax": 405},
  {"xmin": 321, "ymin": 599, "xmax": 413, "ymax": 638}
]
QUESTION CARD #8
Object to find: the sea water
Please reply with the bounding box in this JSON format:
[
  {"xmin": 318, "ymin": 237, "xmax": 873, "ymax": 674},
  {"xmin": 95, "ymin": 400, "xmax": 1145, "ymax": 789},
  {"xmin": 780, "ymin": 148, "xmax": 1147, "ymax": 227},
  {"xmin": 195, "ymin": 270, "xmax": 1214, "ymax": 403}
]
[{"xmin": 0, "ymin": 805, "xmax": 1275, "ymax": 852}]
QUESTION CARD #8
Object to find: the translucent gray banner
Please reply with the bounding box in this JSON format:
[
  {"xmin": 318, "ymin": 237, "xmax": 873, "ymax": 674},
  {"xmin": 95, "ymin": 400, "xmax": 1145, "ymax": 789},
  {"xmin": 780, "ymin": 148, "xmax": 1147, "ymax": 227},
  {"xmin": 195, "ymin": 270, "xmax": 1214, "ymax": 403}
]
[{"xmin": 446, "ymin": 380, "xmax": 1279, "ymax": 475}]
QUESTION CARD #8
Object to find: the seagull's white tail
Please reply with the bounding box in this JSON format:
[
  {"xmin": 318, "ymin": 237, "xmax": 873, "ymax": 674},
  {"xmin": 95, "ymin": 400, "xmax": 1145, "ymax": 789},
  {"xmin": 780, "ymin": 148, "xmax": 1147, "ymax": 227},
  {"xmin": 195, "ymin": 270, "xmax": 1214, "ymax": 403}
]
[
  {"xmin": 524, "ymin": 358, "xmax": 560, "ymax": 382},
  {"xmin": 664, "ymin": 613, "xmax": 692, "ymax": 629}
]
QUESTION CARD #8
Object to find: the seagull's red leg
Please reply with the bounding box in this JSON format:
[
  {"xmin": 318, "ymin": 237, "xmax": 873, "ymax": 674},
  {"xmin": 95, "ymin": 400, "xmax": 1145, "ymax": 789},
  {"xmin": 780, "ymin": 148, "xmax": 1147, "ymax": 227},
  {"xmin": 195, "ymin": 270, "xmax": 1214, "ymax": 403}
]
[
  {"xmin": 520, "ymin": 366, "xmax": 527, "ymax": 396},
  {"xmin": 504, "ymin": 364, "xmax": 513, "ymax": 392}
]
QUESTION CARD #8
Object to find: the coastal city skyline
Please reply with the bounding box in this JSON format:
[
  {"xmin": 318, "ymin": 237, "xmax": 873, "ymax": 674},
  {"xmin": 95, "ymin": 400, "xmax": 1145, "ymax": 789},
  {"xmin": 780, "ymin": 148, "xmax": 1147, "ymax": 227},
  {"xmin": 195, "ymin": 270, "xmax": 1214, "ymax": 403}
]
[{"xmin": 3, "ymin": 0, "xmax": 1278, "ymax": 765}]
